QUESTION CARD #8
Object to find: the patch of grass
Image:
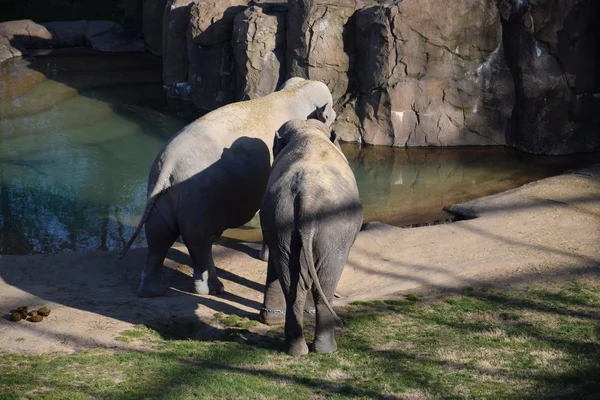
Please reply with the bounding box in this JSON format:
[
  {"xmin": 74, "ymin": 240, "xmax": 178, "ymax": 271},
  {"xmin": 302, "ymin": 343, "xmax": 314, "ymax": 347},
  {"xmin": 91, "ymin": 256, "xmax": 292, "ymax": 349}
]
[
  {"xmin": 116, "ymin": 324, "xmax": 162, "ymax": 343},
  {"xmin": 405, "ymin": 293, "xmax": 420, "ymax": 302},
  {"xmin": 1, "ymin": 278, "xmax": 599, "ymax": 399},
  {"xmin": 213, "ymin": 312, "xmax": 259, "ymax": 329}
]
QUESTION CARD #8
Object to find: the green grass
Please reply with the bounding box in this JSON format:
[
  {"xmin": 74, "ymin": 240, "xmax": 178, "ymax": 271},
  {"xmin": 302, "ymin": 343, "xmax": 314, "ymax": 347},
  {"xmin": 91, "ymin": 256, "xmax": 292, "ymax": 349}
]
[
  {"xmin": 1, "ymin": 278, "xmax": 600, "ymax": 399},
  {"xmin": 213, "ymin": 312, "xmax": 260, "ymax": 329}
]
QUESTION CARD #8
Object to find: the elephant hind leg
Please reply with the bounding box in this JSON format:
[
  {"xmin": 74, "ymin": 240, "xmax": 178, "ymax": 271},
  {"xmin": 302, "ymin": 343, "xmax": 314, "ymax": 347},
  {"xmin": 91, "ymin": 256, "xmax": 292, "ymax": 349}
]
[
  {"xmin": 311, "ymin": 259, "xmax": 345, "ymax": 354},
  {"xmin": 284, "ymin": 285, "xmax": 309, "ymax": 356},
  {"xmin": 137, "ymin": 210, "xmax": 179, "ymax": 298},
  {"xmin": 311, "ymin": 287, "xmax": 338, "ymax": 354}
]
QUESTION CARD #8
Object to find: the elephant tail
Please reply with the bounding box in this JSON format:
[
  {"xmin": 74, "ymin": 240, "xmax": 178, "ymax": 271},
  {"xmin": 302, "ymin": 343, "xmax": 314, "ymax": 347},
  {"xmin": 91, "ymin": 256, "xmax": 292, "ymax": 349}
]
[
  {"xmin": 118, "ymin": 175, "xmax": 169, "ymax": 259},
  {"xmin": 300, "ymin": 230, "xmax": 344, "ymax": 328}
]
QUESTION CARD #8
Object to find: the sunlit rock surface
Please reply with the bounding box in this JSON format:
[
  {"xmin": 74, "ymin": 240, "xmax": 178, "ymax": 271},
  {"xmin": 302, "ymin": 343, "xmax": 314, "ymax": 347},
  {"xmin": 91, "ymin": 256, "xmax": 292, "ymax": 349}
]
[
  {"xmin": 232, "ymin": 3, "xmax": 287, "ymax": 100},
  {"xmin": 187, "ymin": 0, "xmax": 249, "ymax": 112}
]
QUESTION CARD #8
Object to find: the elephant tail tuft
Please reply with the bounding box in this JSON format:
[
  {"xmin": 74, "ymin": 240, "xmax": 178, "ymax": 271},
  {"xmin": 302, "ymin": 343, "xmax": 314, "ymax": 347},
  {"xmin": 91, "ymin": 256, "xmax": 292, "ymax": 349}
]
[{"xmin": 300, "ymin": 230, "xmax": 344, "ymax": 328}]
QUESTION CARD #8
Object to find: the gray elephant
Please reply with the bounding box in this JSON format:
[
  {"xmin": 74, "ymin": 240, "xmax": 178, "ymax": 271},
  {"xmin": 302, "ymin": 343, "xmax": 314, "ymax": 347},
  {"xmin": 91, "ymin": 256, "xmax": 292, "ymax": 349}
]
[
  {"xmin": 260, "ymin": 119, "xmax": 363, "ymax": 356},
  {"xmin": 119, "ymin": 78, "xmax": 336, "ymax": 297}
]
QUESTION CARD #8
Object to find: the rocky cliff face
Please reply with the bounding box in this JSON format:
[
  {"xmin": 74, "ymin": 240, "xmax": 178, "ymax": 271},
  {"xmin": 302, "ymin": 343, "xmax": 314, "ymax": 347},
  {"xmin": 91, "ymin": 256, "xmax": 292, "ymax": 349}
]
[
  {"xmin": 499, "ymin": 0, "xmax": 600, "ymax": 155},
  {"xmin": 1, "ymin": 0, "xmax": 598, "ymax": 154},
  {"xmin": 164, "ymin": 0, "xmax": 598, "ymax": 154},
  {"xmin": 347, "ymin": 1, "xmax": 514, "ymax": 147}
]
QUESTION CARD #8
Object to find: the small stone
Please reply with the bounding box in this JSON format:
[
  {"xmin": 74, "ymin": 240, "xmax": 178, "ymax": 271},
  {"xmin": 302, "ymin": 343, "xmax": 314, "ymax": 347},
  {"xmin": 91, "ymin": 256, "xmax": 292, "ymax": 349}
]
[
  {"xmin": 38, "ymin": 307, "xmax": 51, "ymax": 317},
  {"xmin": 28, "ymin": 311, "xmax": 38, "ymax": 317},
  {"xmin": 16, "ymin": 306, "xmax": 28, "ymax": 314},
  {"xmin": 30, "ymin": 315, "xmax": 44, "ymax": 323},
  {"xmin": 10, "ymin": 312, "xmax": 23, "ymax": 322}
]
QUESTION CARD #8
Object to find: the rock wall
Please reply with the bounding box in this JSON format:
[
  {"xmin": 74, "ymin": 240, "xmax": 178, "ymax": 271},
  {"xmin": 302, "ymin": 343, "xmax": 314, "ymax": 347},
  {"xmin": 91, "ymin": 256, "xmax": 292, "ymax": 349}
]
[
  {"xmin": 143, "ymin": 0, "xmax": 168, "ymax": 55},
  {"xmin": 1, "ymin": 0, "xmax": 598, "ymax": 154},
  {"xmin": 499, "ymin": 0, "xmax": 600, "ymax": 155},
  {"xmin": 339, "ymin": 1, "xmax": 515, "ymax": 147},
  {"xmin": 162, "ymin": 0, "xmax": 194, "ymax": 99},
  {"xmin": 232, "ymin": 3, "xmax": 287, "ymax": 100},
  {"xmin": 186, "ymin": 0, "xmax": 248, "ymax": 112},
  {"xmin": 175, "ymin": 0, "xmax": 521, "ymax": 149}
]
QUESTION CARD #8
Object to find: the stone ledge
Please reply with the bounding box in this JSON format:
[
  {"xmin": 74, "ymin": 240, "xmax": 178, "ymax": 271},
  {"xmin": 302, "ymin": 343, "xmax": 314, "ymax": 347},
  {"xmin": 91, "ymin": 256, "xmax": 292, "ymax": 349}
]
[{"xmin": 0, "ymin": 19, "xmax": 145, "ymax": 65}]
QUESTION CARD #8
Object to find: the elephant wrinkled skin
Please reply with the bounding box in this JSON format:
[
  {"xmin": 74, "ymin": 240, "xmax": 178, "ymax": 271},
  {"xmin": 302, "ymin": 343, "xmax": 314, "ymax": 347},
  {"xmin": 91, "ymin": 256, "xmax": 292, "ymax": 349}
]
[
  {"xmin": 120, "ymin": 78, "xmax": 336, "ymax": 297},
  {"xmin": 260, "ymin": 119, "xmax": 363, "ymax": 356}
]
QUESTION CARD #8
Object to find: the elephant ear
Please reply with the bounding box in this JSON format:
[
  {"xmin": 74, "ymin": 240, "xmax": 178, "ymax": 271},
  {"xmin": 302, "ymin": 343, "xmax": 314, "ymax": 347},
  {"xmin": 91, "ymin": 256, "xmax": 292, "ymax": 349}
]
[
  {"xmin": 308, "ymin": 103, "xmax": 328, "ymax": 124},
  {"xmin": 330, "ymin": 130, "xmax": 337, "ymax": 144},
  {"xmin": 330, "ymin": 130, "xmax": 343, "ymax": 151},
  {"xmin": 273, "ymin": 130, "xmax": 286, "ymax": 158}
]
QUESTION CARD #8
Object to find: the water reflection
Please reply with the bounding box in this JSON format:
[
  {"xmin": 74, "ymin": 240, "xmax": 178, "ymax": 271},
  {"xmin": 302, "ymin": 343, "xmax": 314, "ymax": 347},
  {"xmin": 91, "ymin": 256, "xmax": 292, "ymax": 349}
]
[
  {"xmin": 0, "ymin": 53, "xmax": 190, "ymax": 254},
  {"xmin": 0, "ymin": 52, "xmax": 598, "ymax": 254},
  {"xmin": 224, "ymin": 145, "xmax": 599, "ymax": 242},
  {"xmin": 344, "ymin": 145, "xmax": 598, "ymax": 227}
]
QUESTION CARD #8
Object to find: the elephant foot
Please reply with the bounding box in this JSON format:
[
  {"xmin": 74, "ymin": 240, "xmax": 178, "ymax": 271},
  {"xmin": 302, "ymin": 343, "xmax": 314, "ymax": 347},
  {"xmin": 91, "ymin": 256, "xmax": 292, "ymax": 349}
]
[
  {"xmin": 137, "ymin": 280, "xmax": 166, "ymax": 298},
  {"xmin": 312, "ymin": 335, "xmax": 337, "ymax": 354},
  {"xmin": 258, "ymin": 244, "xmax": 269, "ymax": 262},
  {"xmin": 194, "ymin": 277, "xmax": 224, "ymax": 295},
  {"xmin": 286, "ymin": 339, "xmax": 309, "ymax": 356}
]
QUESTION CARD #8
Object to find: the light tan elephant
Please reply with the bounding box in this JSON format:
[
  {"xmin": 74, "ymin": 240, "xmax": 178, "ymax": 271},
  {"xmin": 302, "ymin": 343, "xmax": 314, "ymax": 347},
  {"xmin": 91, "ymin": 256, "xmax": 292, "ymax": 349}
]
[{"xmin": 120, "ymin": 78, "xmax": 336, "ymax": 297}]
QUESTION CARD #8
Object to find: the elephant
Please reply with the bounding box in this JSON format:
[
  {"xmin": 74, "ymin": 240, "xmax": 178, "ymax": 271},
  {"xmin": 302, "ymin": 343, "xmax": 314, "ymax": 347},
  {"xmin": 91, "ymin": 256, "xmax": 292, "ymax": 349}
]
[
  {"xmin": 119, "ymin": 78, "xmax": 336, "ymax": 297},
  {"xmin": 259, "ymin": 119, "xmax": 363, "ymax": 355}
]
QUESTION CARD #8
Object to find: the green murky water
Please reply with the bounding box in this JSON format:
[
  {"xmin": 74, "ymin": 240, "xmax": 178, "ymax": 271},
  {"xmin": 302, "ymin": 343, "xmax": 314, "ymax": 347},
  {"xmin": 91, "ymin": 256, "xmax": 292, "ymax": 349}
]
[{"xmin": 0, "ymin": 52, "xmax": 597, "ymax": 255}]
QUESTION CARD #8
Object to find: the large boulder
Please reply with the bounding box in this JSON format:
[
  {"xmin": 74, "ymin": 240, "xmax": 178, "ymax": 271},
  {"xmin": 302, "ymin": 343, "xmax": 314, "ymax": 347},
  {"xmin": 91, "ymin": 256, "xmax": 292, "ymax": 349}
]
[
  {"xmin": 187, "ymin": 0, "xmax": 248, "ymax": 112},
  {"xmin": 0, "ymin": 19, "xmax": 145, "ymax": 65},
  {"xmin": 42, "ymin": 21, "xmax": 88, "ymax": 47},
  {"xmin": 188, "ymin": 0, "xmax": 247, "ymax": 46},
  {"xmin": 0, "ymin": 20, "xmax": 52, "ymax": 49},
  {"xmin": 163, "ymin": 0, "xmax": 195, "ymax": 99},
  {"xmin": 232, "ymin": 3, "xmax": 287, "ymax": 100},
  {"xmin": 500, "ymin": 0, "xmax": 600, "ymax": 154},
  {"xmin": 85, "ymin": 21, "xmax": 146, "ymax": 52},
  {"xmin": 143, "ymin": 0, "xmax": 168, "ymax": 55},
  {"xmin": 286, "ymin": 0, "xmax": 366, "ymax": 105},
  {"xmin": 0, "ymin": 37, "xmax": 23, "ymax": 65},
  {"xmin": 337, "ymin": 0, "xmax": 515, "ymax": 147}
]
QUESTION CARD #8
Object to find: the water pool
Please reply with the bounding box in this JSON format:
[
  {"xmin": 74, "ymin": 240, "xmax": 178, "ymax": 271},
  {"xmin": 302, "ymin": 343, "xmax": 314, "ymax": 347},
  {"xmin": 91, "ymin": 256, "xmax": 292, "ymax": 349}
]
[{"xmin": 1, "ymin": 52, "xmax": 596, "ymax": 254}]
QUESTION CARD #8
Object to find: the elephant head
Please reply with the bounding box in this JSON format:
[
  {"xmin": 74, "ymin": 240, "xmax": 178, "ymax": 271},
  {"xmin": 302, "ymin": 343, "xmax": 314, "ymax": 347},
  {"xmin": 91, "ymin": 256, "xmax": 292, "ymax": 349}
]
[
  {"xmin": 273, "ymin": 119, "xmax": 334, "ymax": 158},
  {"xmin": 278, "ymin": 78, "xmax": 337, "ymax": 128}
]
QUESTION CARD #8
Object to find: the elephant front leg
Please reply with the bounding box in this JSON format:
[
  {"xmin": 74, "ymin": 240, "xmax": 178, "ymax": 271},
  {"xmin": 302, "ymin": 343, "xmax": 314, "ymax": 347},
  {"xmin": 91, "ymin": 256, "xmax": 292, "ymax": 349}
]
[
  {"xmin": 261, "ymin": 253, "xmax": 317, "ymax": 325},
  {"xmin": 137, "ymin": 250, "xmax": 169, "ymax": 297},
  {"xmin": 260, "ymin": 257, "xmax": 286, "ymax": 325},
  {"xmin": 189, "ymin": 242, "xmax": 224, "ymax": 295}
]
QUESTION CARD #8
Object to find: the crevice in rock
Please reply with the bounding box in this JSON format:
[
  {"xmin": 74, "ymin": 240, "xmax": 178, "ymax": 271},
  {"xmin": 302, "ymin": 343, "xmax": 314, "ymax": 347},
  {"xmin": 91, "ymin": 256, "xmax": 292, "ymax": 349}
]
[{"xmin": 408, "ymin": 25, "xmax": 471, "ymax": 61}]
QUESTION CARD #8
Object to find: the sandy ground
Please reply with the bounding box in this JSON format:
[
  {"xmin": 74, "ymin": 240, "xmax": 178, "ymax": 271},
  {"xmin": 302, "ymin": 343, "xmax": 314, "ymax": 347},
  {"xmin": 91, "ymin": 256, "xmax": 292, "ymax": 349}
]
[{"xmin": 1, "ymin": 164, "xmax": 599, "ymax": 354}]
